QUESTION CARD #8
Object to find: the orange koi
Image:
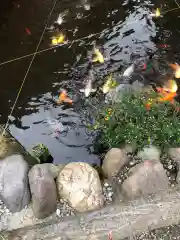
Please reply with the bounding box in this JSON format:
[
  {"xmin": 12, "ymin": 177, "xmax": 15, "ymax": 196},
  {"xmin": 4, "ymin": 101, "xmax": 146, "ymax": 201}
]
[
  {"xmin": 57, "ymin": 90, "xmax": 73, "ymax": 104},
  {"xmin": 168, "ymin": 63, "xmax": 180, "ymax": 78},
  {"xmin": 158, "ymin": 92, "xmax": 177, "ymax": 103},
  {"xmin": 25, "ymin": 27, "xmax": 31, "ymax": 35},
  {"xmin": 168, "ymin": 63, "xmax": 179, "ymax": 71}
]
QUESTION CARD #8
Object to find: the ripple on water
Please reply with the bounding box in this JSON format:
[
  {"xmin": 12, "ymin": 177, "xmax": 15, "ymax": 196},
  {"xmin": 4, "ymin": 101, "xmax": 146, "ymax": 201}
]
[{"xmin": 1, "ymin": 0, "xmax": 176, "ymax": 164}]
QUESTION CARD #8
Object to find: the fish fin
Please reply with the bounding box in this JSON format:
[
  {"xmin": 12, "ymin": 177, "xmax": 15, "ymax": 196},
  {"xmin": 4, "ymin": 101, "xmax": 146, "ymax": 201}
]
[
  {"xmin": 169, "ymin": 63, "xmax": 179, "ymax": 71},
  {"xmin": 92, "ymin": 56, "xmax": 98, "ymax": 62},
  {"xmin": 80, "ymin": 89, "xmax": 85, "ymax": 92}
]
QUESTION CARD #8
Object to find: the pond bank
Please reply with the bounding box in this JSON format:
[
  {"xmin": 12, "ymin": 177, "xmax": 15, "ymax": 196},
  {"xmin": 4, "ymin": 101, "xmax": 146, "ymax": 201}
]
[
  {"xmin": 1, "ymin": 123, "xmax": 180, "ymax": 239},
  {"xmin": 2, "ymin": 187, "xmax": 180, "ymax": 240}
]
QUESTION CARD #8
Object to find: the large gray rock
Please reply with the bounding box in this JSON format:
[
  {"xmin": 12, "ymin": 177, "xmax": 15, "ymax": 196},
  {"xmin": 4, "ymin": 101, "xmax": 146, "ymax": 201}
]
[
  {"xmin": 28, "ymin": 164, "xmax": 57, "ymax": 219},
  {"xmin": 102, "ymin": 148, "xmax": 129, "ymax": 178},
  {"xmin": 57, "ymin": 162, "xmax": 104, "ymax": 212},
  {"xmin": 0, "ymin": 154, "xmax": 30, "ymax": 212},
  {"xmin": 122, "ymin": 160, "xmax": 169, "ymax": 199}
]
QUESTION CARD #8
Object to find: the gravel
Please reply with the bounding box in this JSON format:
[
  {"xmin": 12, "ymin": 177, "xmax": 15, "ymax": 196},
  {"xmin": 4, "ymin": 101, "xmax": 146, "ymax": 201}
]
[
  {"xmin": 102, "ymin": 181, "xmax": 114, "ymax": 204},
  {"xmin": 56, "ymin": 199, "xmax": 76, "ymax": 218},
  {"xmin": 123, "ymin": 223, "xmax": 180, "ymax": 239}
]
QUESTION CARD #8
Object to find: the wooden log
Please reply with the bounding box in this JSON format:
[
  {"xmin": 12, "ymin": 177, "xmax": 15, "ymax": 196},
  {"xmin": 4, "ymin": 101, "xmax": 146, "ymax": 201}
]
[{"xmin": 2, "ymin": 187, "xmax": 180, "ymax": 240}]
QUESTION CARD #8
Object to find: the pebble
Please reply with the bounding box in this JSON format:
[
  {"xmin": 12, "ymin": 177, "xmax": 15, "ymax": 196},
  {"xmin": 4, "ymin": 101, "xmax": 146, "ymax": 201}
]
[
  {"xmin": 168, "ymin": 165, "xmax": 173, "ymax": 170},
  {"xmin": 56, "ymin": 208, "xmax": 61, "ymax": 216},
  {"xmin": 104, "ymin": 182, "xmax": 109, "ymax": 187},
  {"xmin": 102, "ymin": 182, "xmax": 114, "ymax": 204},
  {"xmin": 56, "ymin": 200, "xmax": 75, "ymax": 219}
]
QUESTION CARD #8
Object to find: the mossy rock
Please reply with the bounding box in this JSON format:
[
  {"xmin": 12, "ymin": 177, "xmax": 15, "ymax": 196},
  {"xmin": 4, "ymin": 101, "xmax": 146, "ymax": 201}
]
[{"xmin": 30, "ymin": 144, "xmax": 53, "ymax": 164}]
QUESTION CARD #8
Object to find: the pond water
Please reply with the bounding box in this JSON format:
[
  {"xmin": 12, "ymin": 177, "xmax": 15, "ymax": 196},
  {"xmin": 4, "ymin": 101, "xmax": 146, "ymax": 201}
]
[{"xmin": 0, "ymin": 0, "xmax": 180, "ymax": 164}]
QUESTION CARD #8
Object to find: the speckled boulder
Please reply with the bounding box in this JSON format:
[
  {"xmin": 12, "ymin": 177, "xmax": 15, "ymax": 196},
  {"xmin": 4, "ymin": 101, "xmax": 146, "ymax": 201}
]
[
  {"xmin": 102, "ymin": 148, "xmax": 129, "ymax": 178},
  {"xmin": 28, "ymin": 164, "xmax": 57, "ymax": 219},
  {"xmin": 57, "ymin": 162, "xmax": 104, "ymax": 212},
  {"xmin": 122, "ymin": 161, "xmax": 169, "ymax": 199},
  {"xmin": 0, "ymin": 154, "xmax": 30, "ymax": 212}
]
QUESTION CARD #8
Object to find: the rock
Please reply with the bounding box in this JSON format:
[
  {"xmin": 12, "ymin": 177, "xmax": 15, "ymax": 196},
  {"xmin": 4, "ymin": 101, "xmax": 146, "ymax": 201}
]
[
  {"xmin": 122, "ymin": 161, "xmax": 169, "ymax": 199},
  {"xmin": 57, "ymin": 162, "xmax": 104, "ymax": 212},
  {"xmin": 167, "ymin": 148, "xmax": 180, "ymax": 184},
  {"xmin": 102, "ymin": 148, "xmax": 129, "ymax": 178},
  {"xmin": 168, "ymin": 148, "xmax": 180, "ymax": 164},
  {"xmin": 30, "ymin": 144, "xmax": 53, "ymax": 164},
  {"xmin": 137, "ymin": 146, "xmax": 161, "ymax": 162},
  {"xmin": 28, "ymin": 164, "xmax": 57, "ymax": 219},
  {"xmin": 36, "ymin": 163, "xmax": 65, "ymax": 179},
  {"xmin": 0, "ymin": 154, "xmax": 30, "ymax": 213}
]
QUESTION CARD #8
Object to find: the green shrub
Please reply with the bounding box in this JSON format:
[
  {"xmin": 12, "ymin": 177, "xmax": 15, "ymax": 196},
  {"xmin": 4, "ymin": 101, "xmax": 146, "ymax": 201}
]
[{"xmin": 94, "ymin": 91, "xmax": 180, "ymax": 151}]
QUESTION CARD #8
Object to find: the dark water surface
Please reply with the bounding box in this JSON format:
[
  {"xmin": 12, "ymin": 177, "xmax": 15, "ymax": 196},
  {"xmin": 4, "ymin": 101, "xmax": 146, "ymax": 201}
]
[{"xmin": 0, "ymin": 0, "xmax": 180, "ymax": 164}]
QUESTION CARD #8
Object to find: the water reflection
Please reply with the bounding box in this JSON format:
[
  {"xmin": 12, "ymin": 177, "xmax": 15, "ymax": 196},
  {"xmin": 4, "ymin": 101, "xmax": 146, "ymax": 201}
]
[{"xmin": 0, "ymin": 0, "xmax": 179, "ymax": 163}]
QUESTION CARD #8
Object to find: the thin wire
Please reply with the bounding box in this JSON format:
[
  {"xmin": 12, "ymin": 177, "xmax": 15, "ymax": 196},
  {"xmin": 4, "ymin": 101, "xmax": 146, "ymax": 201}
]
[
  {"xmin": 1, "ymin": 0, "xmax": 58, "ymax": 137},
  {"xmin": 161, "ymin": 6, "xmax": 180, "ymax": 15},
  {"xmin": 174, "ymin": 0, "xmax": 180, "ymax": 8},
  {"xmin": 0, "ymin": 32, "xmax": 101, "ymax": 67}
]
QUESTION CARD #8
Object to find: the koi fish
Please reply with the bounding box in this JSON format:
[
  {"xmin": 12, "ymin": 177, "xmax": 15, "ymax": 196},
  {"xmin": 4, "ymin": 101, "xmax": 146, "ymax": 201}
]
[
  {"xmin": 81, "ymin": 0, "xmax": 91, "ymax": 10},
  {"xmin": 57, "ymin": 90, "xmax": 73, "ymax": 104},
  {"xmin": 123, "ymin": 64, "xmax": 135, "ymax": 77},
  {"xmin": 157, "ymin": 80, "xmax": 178, "ymax": 93},
  {"xmin": 150, "ymin": 8, "xmax": 161, "ymax": 17},
  {"xmin": 55, "ymin": 10, "xmax": 69, "ymax": 25},
  {"xmin": 168, "ymin": 63, "xmax": 180, "ymax": 78},
  {"xmin": 51, "ymin": 33, "xmax": 66, "ymax": 46},
  {"xmin": 158, "ymin": 44, "xmax": 169, "ymax": 48},
  {"xmin": 25, "ymin": 28, "xmax": 31, "ymax": 35},
  {"xmin": 46, "ymin": 118, "xmax": 68, "ymax": 134},
  {"xmin": 145, "ymin": 80, "xmax": 178, "ymax": 110},
  {"xmin": 92, "ymin": 48, "xmax": 104, "ymax": 63},
  {"xmin": 101, "ymin": 74, "xmax": 117, "ymax": 94},
  {"xmin": 80, "ymin": 69, "xmax": 96, "ymax": 97},
  {"xmin": 158, "ymin": 92, "xmax": 177, "ymax": 103}
]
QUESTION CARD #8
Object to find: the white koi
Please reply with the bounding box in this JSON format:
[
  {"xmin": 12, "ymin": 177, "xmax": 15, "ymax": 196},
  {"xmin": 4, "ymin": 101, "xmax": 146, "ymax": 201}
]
[
  {"xmin": 123, "ymin": 64, "xmax": 135, "ymax": 77},
  {"xmin": 80, "ymin": 70, "xmax": 96, "ymax": 97}
]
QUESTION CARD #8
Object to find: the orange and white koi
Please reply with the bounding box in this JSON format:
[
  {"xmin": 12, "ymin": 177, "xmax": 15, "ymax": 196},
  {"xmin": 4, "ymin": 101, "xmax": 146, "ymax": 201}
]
[
  {"xmin": 168, "ymin": 63, "xmax": 180, "ymax": 78},
  {"xmin": 57, "ymin": 90, "xmax": 73, "ymax": 104}
]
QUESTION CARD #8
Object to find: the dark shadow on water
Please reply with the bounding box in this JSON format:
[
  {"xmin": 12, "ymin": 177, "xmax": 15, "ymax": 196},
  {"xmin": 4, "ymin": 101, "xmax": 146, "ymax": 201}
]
[{"xmin": 0, "ymin": 0, "xmax": 180, "ymax": 163}]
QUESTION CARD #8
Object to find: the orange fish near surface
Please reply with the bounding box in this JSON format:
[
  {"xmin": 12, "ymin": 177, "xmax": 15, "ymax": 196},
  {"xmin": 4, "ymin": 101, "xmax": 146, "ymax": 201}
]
[
  {"xmin": 169, "ymin": 63, "xmax": 180, "ymax": 78},
  {"xmin": 145, "ymin": 80, "xmax": 178, "ymax": 110},
  {"xmin": 158, "ymin": 91, "xmax": 177, "ymax": 103},
  {"xmin": 57, "ymin": 90, "xmax": 73, "ymax": 104}
]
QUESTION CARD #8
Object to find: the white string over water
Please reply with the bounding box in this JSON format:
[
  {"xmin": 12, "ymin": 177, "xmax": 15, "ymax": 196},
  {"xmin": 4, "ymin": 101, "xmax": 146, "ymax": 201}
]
[
  {"xmin": 0, "ymin": 32, "xmax": 101, "ymax": 67},
  {"xmin": 1, "ymin": 0, "xmax": 59, "ymax": 137}
]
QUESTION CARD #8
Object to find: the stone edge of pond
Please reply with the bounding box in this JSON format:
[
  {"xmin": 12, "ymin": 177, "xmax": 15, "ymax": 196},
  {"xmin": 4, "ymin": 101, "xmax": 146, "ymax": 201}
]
[{"xmin": 2, "ymin": 186, "xmax": 180, "ymax": 240}]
